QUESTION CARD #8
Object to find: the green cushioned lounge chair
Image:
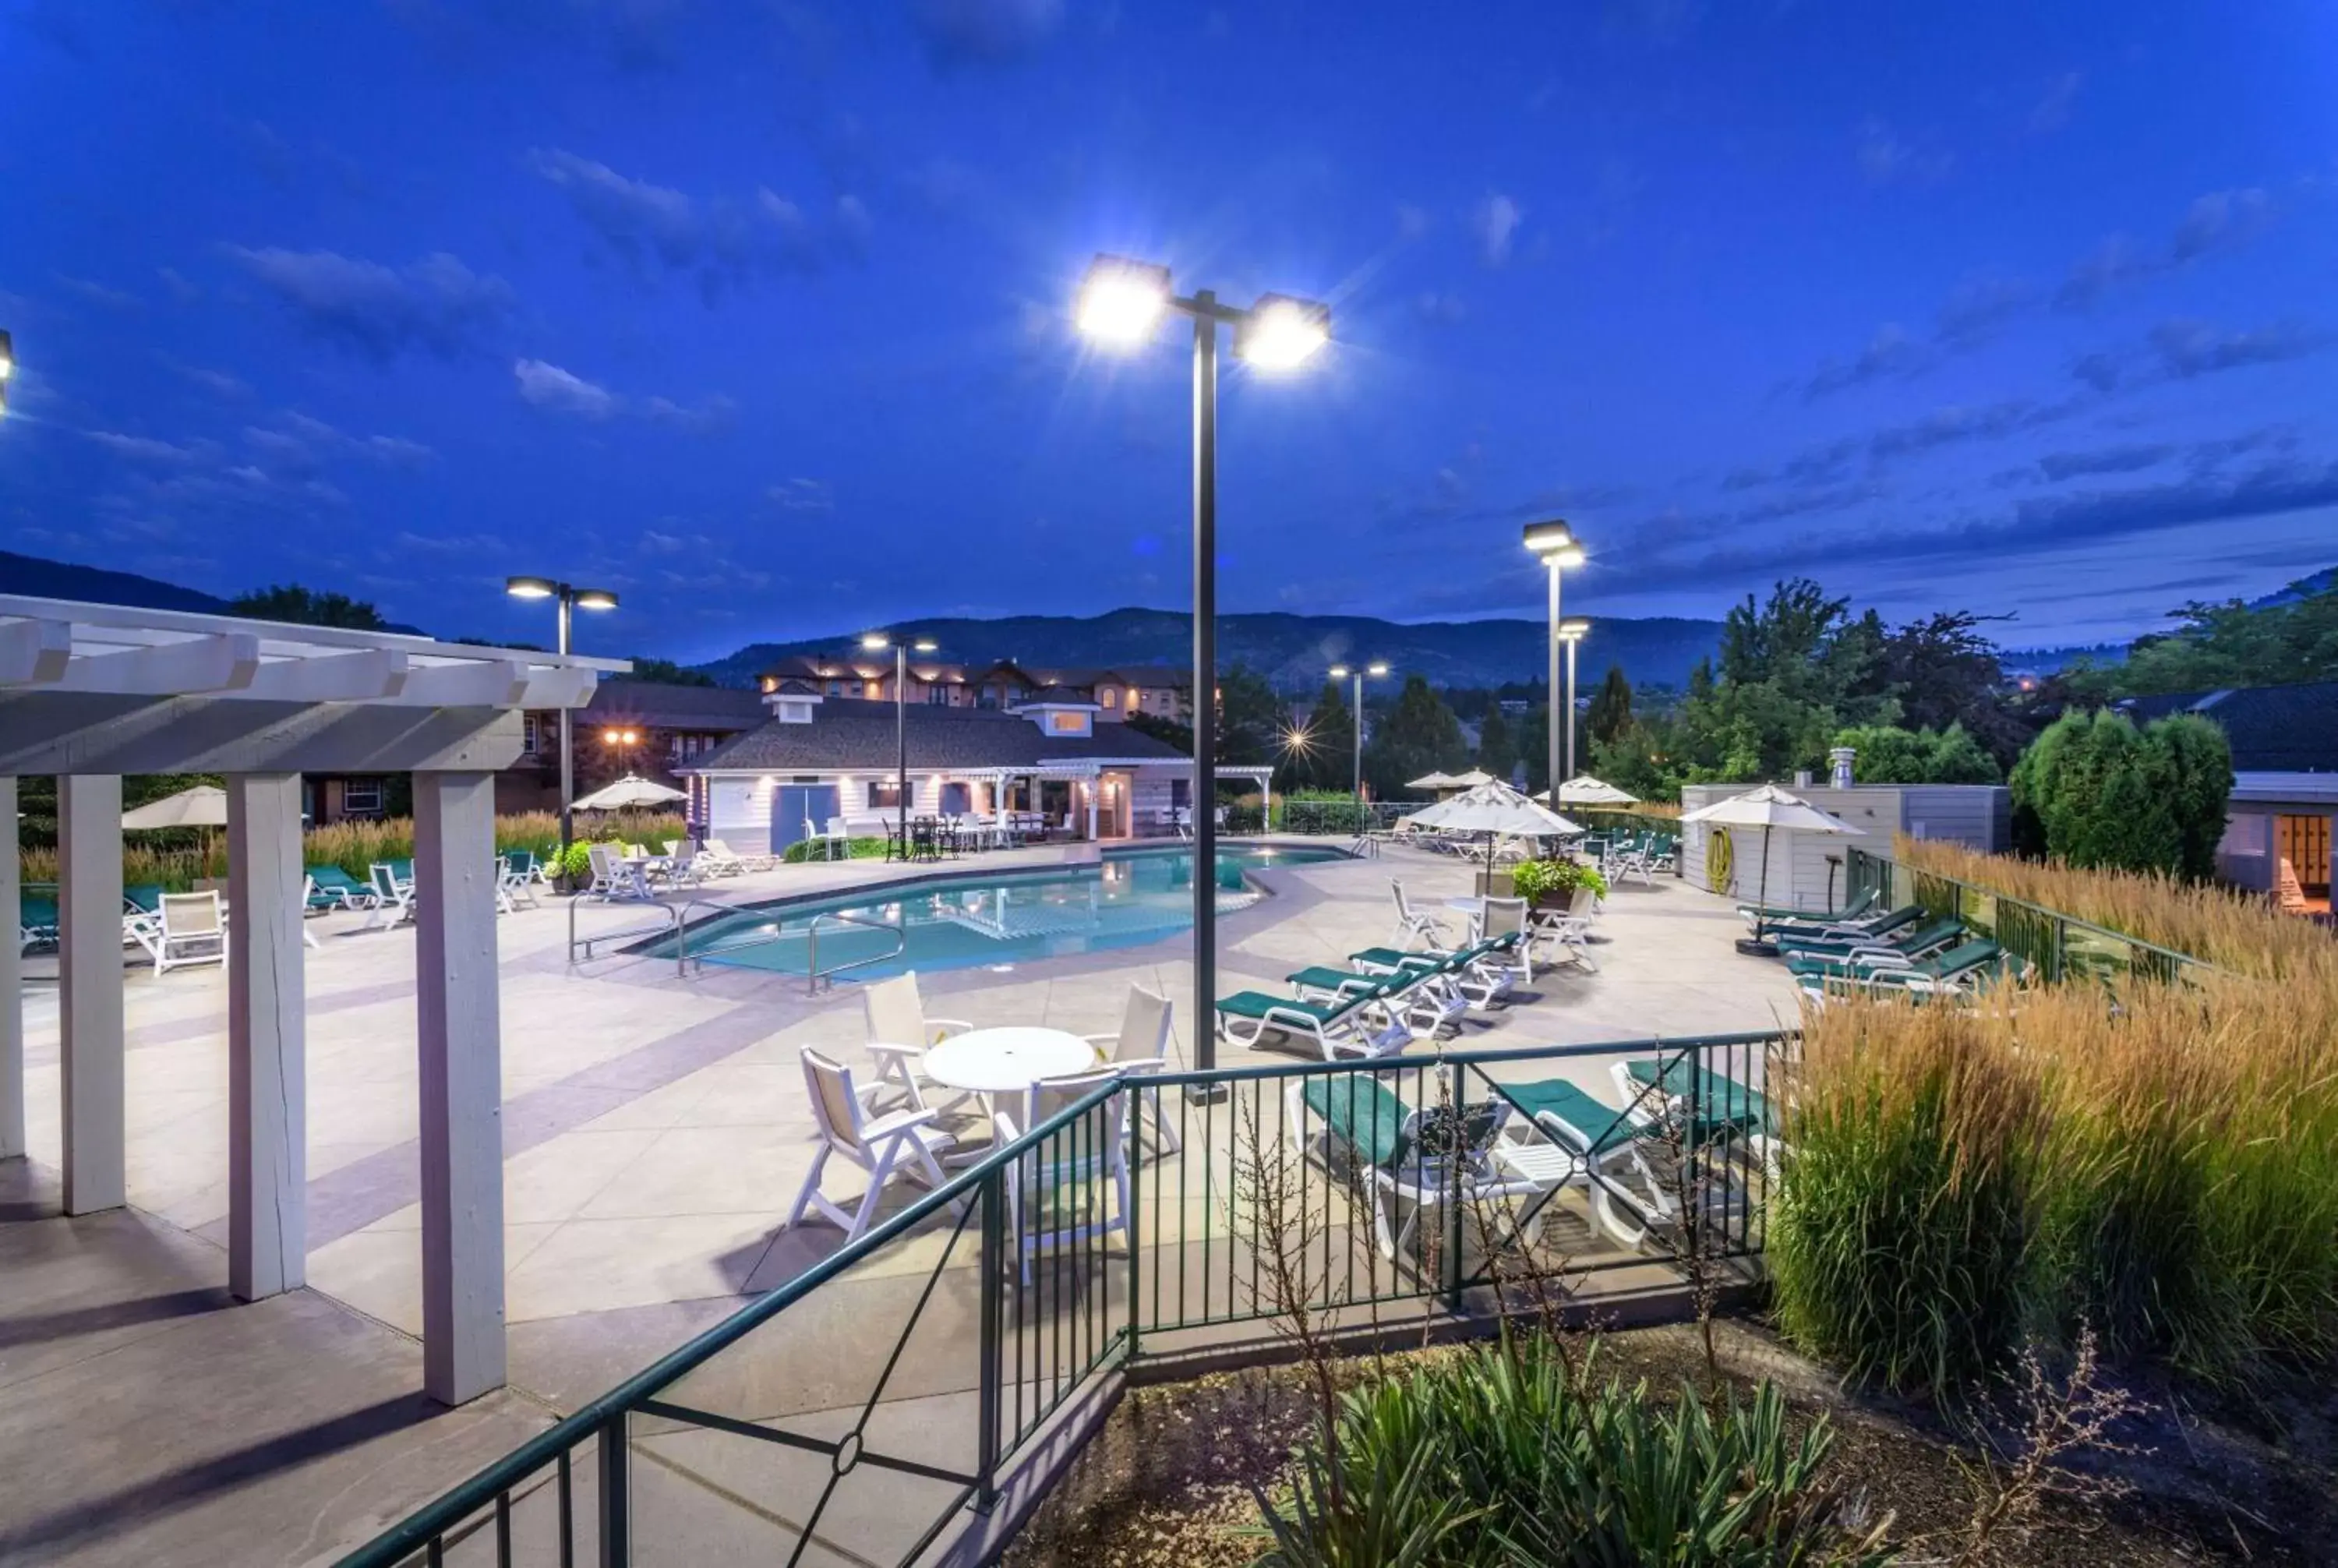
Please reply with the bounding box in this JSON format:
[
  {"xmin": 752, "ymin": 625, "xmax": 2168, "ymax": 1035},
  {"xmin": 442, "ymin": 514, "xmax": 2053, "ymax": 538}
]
[
  {"xmin": 1287, "ymin": 1072, "xmax": 1530, "ymax": 1259},
  {"xmin": 1215, "ymin": 987, "xmax": 1411, "ymax": 1061}
]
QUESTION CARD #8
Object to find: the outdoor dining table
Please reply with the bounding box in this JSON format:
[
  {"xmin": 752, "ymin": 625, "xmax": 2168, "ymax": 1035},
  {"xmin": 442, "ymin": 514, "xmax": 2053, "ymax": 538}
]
[{"xmin": 923, "ymin": 1026, "xmax": 1101, "ymax": 1153}]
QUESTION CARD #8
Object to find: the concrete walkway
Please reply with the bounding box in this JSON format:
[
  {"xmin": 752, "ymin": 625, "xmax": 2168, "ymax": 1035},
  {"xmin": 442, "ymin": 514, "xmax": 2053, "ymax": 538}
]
[{"xmin": 2, "ymin": 841, "xmax": 1799, "ymax": 1565}]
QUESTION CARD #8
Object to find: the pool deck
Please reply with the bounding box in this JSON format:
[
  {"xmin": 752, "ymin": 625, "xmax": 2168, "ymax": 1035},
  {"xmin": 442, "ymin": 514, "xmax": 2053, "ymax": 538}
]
[{"xmin": 1, "ymin": 839, "xmax": 1800, "ymax": 1565}]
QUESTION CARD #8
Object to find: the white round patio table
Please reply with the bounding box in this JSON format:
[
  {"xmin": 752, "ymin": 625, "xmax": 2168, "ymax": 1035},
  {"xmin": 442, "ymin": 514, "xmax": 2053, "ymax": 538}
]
[{"xmin": 924, "ymin": 1026, "xmax": 1099, "ymax": 1098}]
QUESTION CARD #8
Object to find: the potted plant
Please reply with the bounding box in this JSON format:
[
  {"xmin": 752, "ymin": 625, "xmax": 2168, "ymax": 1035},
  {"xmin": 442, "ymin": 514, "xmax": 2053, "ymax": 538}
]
[
  {"xmin": 1510, "ymin": 856, "xmax": 1608, "ymax": 911},
  {"xmin": 549, "ymin": 839, "xmax": 597, "ymax": 894}
]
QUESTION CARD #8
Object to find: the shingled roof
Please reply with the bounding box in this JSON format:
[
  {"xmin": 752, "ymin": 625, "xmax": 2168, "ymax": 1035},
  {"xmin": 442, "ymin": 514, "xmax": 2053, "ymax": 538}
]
[
  {"xmin": 2116, "ymin": 680, "xmax": 2338, "ymax": 773},
  {"xmin": 684, "ymin": 697, "xmax": 1191, "ymax": 772},
  {"xmin": 577, "ymin": 680, "xmax": 770, "ymax": 730}
]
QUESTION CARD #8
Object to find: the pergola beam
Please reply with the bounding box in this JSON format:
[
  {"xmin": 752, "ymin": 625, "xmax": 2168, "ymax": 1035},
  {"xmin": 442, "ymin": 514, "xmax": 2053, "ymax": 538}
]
[
  {"xmin": 0, "ymin": 694, "xmax": 527, "ymax": 776},
  {"xmin": 44, "ymin": 633, "xmax": 263, "ymax": 697},
  {"xmin": 0, "ymin": 617, "xmax": 72, "ymax": 684}
]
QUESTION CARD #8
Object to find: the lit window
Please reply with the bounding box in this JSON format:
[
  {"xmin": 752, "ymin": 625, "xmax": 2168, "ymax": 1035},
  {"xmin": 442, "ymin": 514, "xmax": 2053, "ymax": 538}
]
[
  {"xmin": 1100, "ymin": 688, "xmax": 1118, "ymax": 708},
  {"xmin": 1049, "ymin": 712, "xmax": 1085, "ymax": 733},
  {"xmin": 865, "ymin": 680, "xmax": 882, "ymax": 700}
]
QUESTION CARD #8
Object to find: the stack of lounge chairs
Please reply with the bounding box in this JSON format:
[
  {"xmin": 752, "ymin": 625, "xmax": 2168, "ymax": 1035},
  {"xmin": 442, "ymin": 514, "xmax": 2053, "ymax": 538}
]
[{"xmin": 1739, "ymin": 888, "xmax": 2016, "ymax": 1004}]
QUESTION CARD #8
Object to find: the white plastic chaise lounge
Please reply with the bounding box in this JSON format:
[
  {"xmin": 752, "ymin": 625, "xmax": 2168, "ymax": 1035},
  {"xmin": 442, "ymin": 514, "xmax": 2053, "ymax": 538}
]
[
  {"xmin": 1389, "ymin": 880, "xmax": 1453, "ymax": 949},
  {"xmin": 788, "ymin": 1048, "xmax": 959, "ymax": 1245},
  {"xmin": 1213, "ymin": 984, "xmax": 1412, "ymax": 1062},
  {"xmin": 365, "ymin": 863, "xmax": 416, "ymax": 927},
  {"xmin": 1286, "ymin": 1072, "xmax": 1545, "ymax": 1261},
  {"xmin": 1284, "ymin": 960, "xmax": 1468, "ymax": 1039}
]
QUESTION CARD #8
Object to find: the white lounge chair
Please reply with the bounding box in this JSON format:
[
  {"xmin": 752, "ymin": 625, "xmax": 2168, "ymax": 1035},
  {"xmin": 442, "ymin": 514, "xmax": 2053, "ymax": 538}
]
[
  {"xmin": 701, "ymin": 838, "xmax": 774, "ymax": 874},
  {"xmin": 863, "ymin": 972, "xmax": 975, "ymax": 1116},
  {"xmin": 1082, "ymin": 985, "xmax": 1178, "ymax": 1153},
  {"xmin": 1213, "ymin": 984, "xmax": 1413, "ymax": 1062},
  {"xmin": 998, "ymin": 1068, "xmax": 1129, "ymax": 1284},
  {"xmin": 134, "ymin": 890, "xmax": 228, "ymax": 974},
  {"xmin": 1286, "ymin": 1073, "xmax": 1542, "ymax": 1261},
  {"xmin": 787, "ymin": 1048, "xmax": 956, "ymax": 1245}
]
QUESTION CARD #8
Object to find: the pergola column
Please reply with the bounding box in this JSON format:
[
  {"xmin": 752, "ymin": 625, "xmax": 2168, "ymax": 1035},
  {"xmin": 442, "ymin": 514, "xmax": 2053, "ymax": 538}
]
[
  {"xmin": 414, "ymin": 771, "xmax": 506, "ymax": 1404},
  {"xmin": 226, "ymin": 773, "xmax": 306, "ymax": 1300},
  {"xmin": 0, "ymin": 777, "xmax": 23, "ymax": 1160},
  {"xmin": 58, "ymin": 774, "xmax": 125, "ymax": 1213}
]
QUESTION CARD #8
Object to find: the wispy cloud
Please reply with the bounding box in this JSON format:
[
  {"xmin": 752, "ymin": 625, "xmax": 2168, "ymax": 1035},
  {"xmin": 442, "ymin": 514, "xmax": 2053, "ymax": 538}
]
[
  {"xmin": 1474, "ymin": 194, "xmax": 1523, "ymax": 267},
  {"xmin": 1856, "ymin": 118, "xmax": 1954, "ymax": 185},
  {"xmin": 54, "ymin": 273, "xmax": 140, "ymax": 310},
  {"xmin": 2057, "ymin": 186, "xmax": 2275, "ymax": 309},
  {"xmin": 514, "ymin": 358, "xmax": 620, "ymax": 419},
  {"xmin": 2071, "ymin": 317, "xmax": 2329, "ymax": 390},
  {"xmin": 2025, "ymin": 70, "xmax": 2082, "ymax": 135},
  {"xmin": 912, "ymin": 0, "xmax": 1064, "ymax": 69},
  {"xmin": 1801, "ymin": 323, "xmax": 1936, "ymax": 401},
  {"xmin": 224, "ymin": 246, "xmax": 515, "ymax": 362}
]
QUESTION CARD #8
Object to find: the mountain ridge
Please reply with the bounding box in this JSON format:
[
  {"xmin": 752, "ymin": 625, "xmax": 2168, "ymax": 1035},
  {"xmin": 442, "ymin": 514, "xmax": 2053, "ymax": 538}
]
[{"xmin": 687, "ymin": 607, "xmax": 1728, "ymax": 693}]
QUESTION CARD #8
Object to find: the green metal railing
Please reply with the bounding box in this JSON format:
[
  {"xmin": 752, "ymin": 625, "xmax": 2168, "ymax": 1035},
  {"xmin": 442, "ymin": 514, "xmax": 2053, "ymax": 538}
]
[
  {"xmin": 337, "ymin": 1029, "xmax": 1781, "ymax": 1568},
  {"xmin": 1844, "ymin": 846, "xmax": 2204, "ymax": 985}
]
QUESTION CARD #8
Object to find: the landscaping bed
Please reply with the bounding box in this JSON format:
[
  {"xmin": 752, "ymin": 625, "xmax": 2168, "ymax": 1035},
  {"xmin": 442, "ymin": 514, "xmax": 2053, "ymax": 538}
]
[{"xmin": 1004, "ymin": 1321, "xmax": 2337, "ymax": 1566}]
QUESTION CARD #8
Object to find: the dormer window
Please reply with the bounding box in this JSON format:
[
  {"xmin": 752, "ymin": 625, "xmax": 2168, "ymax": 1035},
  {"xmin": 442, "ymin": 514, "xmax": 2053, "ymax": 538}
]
[{"xmin": 777, "ymin": 700, "xmax": 814, "ymax": 723}]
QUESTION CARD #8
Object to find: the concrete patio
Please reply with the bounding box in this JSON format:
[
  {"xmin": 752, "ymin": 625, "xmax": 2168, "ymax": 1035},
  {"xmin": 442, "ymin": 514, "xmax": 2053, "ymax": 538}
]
[{"xmin": 1, "ymin": 840, "xmax": 1800, "ymax": 1565}]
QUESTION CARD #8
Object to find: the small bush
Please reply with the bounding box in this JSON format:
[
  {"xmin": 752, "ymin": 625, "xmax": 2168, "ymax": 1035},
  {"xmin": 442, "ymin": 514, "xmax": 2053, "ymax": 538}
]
[
  {"xmin": 2007, "ymin": 710, "xmax": 2230, "ymax": 879},
  {"xmin": 1510, "ymin": 857, "xmax": 1609, "ymax": 902},
  {"xmin": 1250, "ymin": 1335, "xmax": 1893, "ymax": 1566},
  {"xmin": 782, "ymin": 836, "xmax": 888, "ymax": 863}
]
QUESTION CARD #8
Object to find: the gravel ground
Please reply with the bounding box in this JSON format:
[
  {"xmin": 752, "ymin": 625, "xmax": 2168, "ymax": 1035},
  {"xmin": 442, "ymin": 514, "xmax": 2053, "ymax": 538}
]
[{"xmin": 1003, "ymin": 1320, "xmax": 2337, "ymax": 1566}]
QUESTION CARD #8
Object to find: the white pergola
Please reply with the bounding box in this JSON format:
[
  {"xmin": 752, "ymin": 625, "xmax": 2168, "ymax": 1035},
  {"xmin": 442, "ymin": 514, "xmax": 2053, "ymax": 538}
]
[{"xmin": 0, "ymin": 594, "xmax": 623, "ymax": 1406}]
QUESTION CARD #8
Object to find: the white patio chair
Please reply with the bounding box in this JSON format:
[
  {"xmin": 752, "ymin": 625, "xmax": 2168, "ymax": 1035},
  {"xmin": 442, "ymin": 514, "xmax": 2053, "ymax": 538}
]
[
  {"xmin": 1082, "ymin": 985, "xmax": 1178, "ymax": 1153},
  {"xmin": 366, "ymin": 863, "xmax": 416, "ymax": 927},
  {"xmin": 825, "ymin": 816, "xmax": 855, "ymax": 861},
  {"xmin": 584, "ymin": 844, "xmax": 655, "ymax": 903},
  {"xmin": 1476, "ymin": 896, "xmax": 1535, "ymax": 984},
  {"xmin": 998, "ymin": 1068, "xmax": 1129, "ymax": 1284},
  {"xmin": 1529, "ymin": 886, "xmax": 1599, "ymax": 972},
  {"xmin": 863, "ymin": 972, "xmax": 975, "ymax": 1115},
  {"xmin": 786, "ymin": 1048, "xmax": 956, "ymax": 1245},
  {"xmin": 495, "ymin": 856, "xmax": 539, "ymax": 911},
  {"xmin": 135, "ymin": 891, "xmax": 228, "ymax": 974},
  {"xmin": 1390, "ymin": 880, "xmax": 1452, "ymax": 949}
]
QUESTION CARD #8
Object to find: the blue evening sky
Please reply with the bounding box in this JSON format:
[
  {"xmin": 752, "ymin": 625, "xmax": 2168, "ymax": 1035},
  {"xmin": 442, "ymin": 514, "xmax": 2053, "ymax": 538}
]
[{"xmin": 3, "ymin": 1, "xmax": 2335, "ymax": 662}]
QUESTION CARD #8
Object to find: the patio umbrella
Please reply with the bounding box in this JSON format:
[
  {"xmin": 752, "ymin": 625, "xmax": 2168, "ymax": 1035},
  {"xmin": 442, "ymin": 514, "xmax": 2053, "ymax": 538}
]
[
  {"xmin": 1404, "ymin": 770, "xmax": 1458, "ymax": 791},
  {"xmin": 1679, "ymin": 784, "xmax": 1863, "ymax": 952},
  {"xmin": 122, "ymin": 785, "xmax": 228, "ymax": 829},
  {"xmin": 1535, "ymin": 775, "xmax": 1639, "ymax": 807},
  {"xmin": 571, "ymin": 774, "xmax": 687, "ymax": 810},
  {"xmin": 1407, "ymin": 782, "xmax": 1584, "ymax": 869},
  {"xmin": 1446, "ymin": 768, "xmax": 1499, "ymax": 789}
]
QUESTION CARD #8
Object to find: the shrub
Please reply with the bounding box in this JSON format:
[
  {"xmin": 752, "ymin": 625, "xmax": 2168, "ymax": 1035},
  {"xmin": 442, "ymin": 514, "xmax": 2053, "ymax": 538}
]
[
  {"xmin": 1510, "ymin": 857, "xmax": 1609, "ymax": 902},
  {"xmin": 782, "ymin": 836, "xmax": 888, "ymax": 863},
  {"xmin": 1834, "ymin": 722, "xmax": 2001, "ymax": 785},
  {"xmin": 2007, "ymin": 709, "xmax": 2230, "ymax": 879},
  {"xmin": 1250, "ymin": 1335, "xmax": 1893, "ymax": 1566}
]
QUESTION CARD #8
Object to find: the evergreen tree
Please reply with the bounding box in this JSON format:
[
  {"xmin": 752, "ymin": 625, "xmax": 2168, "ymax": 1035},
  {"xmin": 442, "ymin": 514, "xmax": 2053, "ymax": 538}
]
[
  {"xmin": 1586, "ymin": 664, "xmax": 1633, "ymax": 747},
  {"xmin": 1363, "ymin": 675, "xmax": 1469, "ymax": 797},
  {"xmin": 2008, "ymin": 709, "xmax": 2227, "ymax": 878},
  {"xmin": 1289, "ymin": 680, "xmax": 1356, "ymax": 791},
  {"xmin": 1476, "ymin": 704, "xmax": 1513, "ymax": 779}
]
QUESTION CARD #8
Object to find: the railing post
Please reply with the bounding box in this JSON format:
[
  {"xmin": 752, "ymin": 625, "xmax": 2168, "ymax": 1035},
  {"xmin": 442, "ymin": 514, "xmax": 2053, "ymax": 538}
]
[
  {"xmin": 975, "ymin": 1167, "xmax": 1004, "ymax": 1514},
  {"xmin": 1124, "ymin": 1084, "xmax": 1142, "ymax": 1366},
  {"xmin": 596, "ymin": 1418, "xmax": 630, "ymax": 1568},
  {"xmin": 1443, "ymin": 1067, "xmax": 1467, "ymax": 1315}
]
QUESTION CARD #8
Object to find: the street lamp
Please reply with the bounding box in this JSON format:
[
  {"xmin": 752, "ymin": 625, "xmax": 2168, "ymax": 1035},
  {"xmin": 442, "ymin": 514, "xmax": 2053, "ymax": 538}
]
[
  {"xmin": 0, "ymin": 328, "xmax": 14, "ymax": 419},
  {"xmin": 861, "ymin": 632, "xmax": 938, "ymax": 860},
  {"xmin": 1077, "ymin": 253, "xmax": 1330, "ymax": 1074},
  {"xmin": 1326, "ymin": 662, "xmax": 1389, "ymax": 826},
  {"xmin": 1557, "ymin": 620, "xmax": 1589, "ymax": 787},
  {"xmin": 1522, "ymin": 521, "xmax": 1584, "ymax": 799},
  {"xmin": 506, "ymin": 575, "xmax": 618, "ymax": 853},
  {"xmin": 600, "ymin": 726, "xmax": 642, "ymax": 775}
]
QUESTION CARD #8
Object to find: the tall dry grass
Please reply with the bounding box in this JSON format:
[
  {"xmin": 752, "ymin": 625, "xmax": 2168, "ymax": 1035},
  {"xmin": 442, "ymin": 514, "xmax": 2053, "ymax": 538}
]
[
  {"xmin": 1772, "ymin": 958, "xmax": 2338, "ymax": 1399},
  {"xmin": 1894, "ymin": 834, "xmax": 2333, "ymax": 980},
  {"xmin": 16, "ymin": 810, "xmax": 684, "ymax": 890}
]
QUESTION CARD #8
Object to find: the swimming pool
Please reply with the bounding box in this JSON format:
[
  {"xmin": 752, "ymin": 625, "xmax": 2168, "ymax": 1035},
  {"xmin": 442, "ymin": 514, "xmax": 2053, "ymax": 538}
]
[{"xmin": 661, "ymin": 843, "xmax": 1349, "ymax": 982}]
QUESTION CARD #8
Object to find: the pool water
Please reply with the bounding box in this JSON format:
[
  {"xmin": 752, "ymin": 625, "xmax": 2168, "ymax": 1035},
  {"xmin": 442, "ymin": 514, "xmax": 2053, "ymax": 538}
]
[{"xmin": 662, "ymin": 844, "xmax": 1347, "ymax": 982}]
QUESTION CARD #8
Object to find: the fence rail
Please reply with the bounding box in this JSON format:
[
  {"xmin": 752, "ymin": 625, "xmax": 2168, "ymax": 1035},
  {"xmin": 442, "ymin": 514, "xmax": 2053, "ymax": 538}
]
[
  {"xmin": 1843, "ymin": 846, "xmax": 2206, "ymax": 985},
  {"xmin": 337, "ymin": 1029, "xmax": 1782, "ymax": 1568}
]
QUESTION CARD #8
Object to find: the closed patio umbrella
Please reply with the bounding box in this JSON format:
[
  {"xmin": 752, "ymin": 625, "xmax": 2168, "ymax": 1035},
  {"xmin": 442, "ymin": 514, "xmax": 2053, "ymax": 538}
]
[
  {"xmin": 1408, "ymin": 782, "xmax": 1584, "ymax": 868},
  {"xmin": 571, "ymin": 774, "xmax": 687, "ymax": 810},
  {"xmin": 1679, "ymin": 784, "xmax": 1863, "ymax": 953}
]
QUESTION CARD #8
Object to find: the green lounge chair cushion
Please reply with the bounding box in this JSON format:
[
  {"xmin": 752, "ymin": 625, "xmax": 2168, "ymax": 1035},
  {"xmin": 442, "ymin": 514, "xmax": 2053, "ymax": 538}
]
[
  {"xmin": 1765, "ymin": 902, "xmax": 1918, "ymax": 940},
  {"xmin": 1303, "ymin": 1075, "xmax": 1411, "ymax": 1168},
  {"xmin": 1351, "ymin": 946, "xmax": 1444, "ymax": 971},
  {"xmin": 1286, "ymin": 966, "xmax": 1390, "ymax": 997},
  {"xmin": 1741, "ymin": 886, "xmax": 1877, "ymax": 923},
  {"xmin": 1498, "ymin": 1079, "xmax": 1642, "ymax": 1154},
  {"xmin": 1777, "ymin": 912, "xmax": 1951, "ymax": 957},
  {"xmin": 123, "ymin": 885, "xmax": 165, "ymax": 914},
  {"xmin": 1623, "ymin": 1058, "xmax": 1775, "ymax": 1134},
  {"xmin": 1868, "ymin": 939, "xmax": 2003, "ymax": 984}
]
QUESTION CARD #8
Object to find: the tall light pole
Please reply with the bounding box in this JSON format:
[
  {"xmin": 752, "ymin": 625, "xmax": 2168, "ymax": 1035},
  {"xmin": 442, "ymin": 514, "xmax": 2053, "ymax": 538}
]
[
  {"xmin": 0, "ymin": 329, "xmax": 15, "ymax": 419},
  {"xmin": 1077, "ymin": 255, "xmax": 1330, "ymax": 1074},
  {"xmin": 1327, "ymin": 662, "xmax": 1388, "ymax": 825},
  {"xmin": 863, "ymin": 632, "xmax": 938, "ymax": 860},
  {"xmin": 1522, "ymin": 521, "xmax": 1584, "ymax": 798},
  {"xmin": 506, "ymin": 576, "xmax": 618, "ymax": 853},
  {"xmin": 1558, "ymin": 620, "xmax": 1589, "ymax": 786}
]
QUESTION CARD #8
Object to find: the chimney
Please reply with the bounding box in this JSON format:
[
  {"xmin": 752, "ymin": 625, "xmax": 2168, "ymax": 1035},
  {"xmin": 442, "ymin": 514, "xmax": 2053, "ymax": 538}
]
[{"xmin": 1829, "ymin": 746, "xmax": 1856, "ymax": 789}]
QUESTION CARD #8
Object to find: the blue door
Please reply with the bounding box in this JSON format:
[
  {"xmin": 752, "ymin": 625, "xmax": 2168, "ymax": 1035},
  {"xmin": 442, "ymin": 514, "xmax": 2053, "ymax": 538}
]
[
  {"xmin": 941, "ymin": 782, "xmax": 971, "ymax": 816},
  {"xmin": 772, "ymin": 785, "xmax": 841, "ymax": 853}
]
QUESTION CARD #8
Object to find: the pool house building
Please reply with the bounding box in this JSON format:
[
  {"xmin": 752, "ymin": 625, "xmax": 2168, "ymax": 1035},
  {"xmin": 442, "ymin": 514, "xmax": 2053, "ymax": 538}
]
[{"xmin": 683, "ymin": 684, "xmax": 1269, "ymax": 852}]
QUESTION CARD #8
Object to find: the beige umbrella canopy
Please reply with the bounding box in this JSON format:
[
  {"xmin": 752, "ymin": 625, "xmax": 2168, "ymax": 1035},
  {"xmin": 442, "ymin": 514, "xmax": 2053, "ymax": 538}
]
[
  {"xmin": 571, "ymin": 775, "xmax": 687, "ymax": 810},
  {"xmin": 1680, "ymin": 785, "xmax": 1863, "ymax": 948},
  {"xmin": 122, "ymin": 785, "xmax": 228, "ymax": 829},
  {"xmin": 1445, "ymin": 768, "xmax": 1499, "ymax": 789},
  {"xmin": 1405, "ymin": 771, "xmax": 1460, "ymax": 791},
  {"xmin": 1535, "ymin": 775, "xmax": 1639, "ymax": 807},
  {"xmin": 1408, "ymin": 782, "xmax": 1584, "ymax": 867}
]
